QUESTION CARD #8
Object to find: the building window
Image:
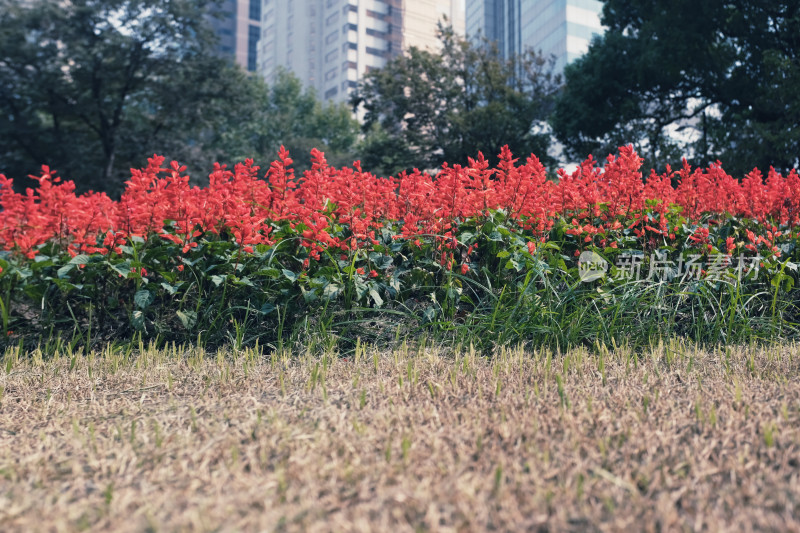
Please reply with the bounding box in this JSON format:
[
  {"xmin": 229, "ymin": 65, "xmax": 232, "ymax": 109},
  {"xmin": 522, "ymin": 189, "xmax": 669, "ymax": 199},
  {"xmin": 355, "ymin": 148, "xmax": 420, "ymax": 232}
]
[
  {"xmin": 326, "ymin": 12, "xmax": 339, "ymax": 26},
  {"xmin": 325, "ymin": 68, "xmax": 337, "ymax": 81},
  {"xmin": 249, "ymin": 0, "xmax": 261, "ymax": 21},
  {"xmin": 247, "ymin": 24, "xmax": 259, "ymax": 71},
  {"xmin": 366, "ymin": 46, "xmax": 384, "ymax": 57},
  {"xmin": 326, "ymin": 31, "xmax": 338, "ymax": 44},
  {"xmin": 324, "ymin": 87, "xmax": 339, "ymax": 100},
  {"xmin": 366, "ymin": 28, "xmax": 385, "ymax": 38},
  {"xmin": 325, "ymin": 49, "xmax": 339, "ymax": 63}
]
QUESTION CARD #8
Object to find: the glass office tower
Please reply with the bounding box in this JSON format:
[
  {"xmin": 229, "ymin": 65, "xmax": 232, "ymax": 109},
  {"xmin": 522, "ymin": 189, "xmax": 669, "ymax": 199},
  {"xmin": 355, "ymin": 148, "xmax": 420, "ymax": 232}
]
[
  {"xmin": 466, "ymin": 0, "xmax": 604, "ymax": 74},
  {"xmin": 208, "ymin": 0, "xmax": 262, "ymax": 72}
]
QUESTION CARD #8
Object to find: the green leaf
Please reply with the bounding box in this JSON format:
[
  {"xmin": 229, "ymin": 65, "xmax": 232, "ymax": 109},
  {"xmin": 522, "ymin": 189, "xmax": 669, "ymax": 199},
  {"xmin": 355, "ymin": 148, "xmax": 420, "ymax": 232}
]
[
  {"xmin": 233, "ymin": 276, "xmax": 254, "ymax": 287},
  {"xmin": 257, "ymin": 268, "xmax": 281, "ymax": 278},
  {"xmin": 176, "ymin": 309, "xmax": 197, "ymax": 329},
  {"xmin": 369, "ymin": 288, "xmax": 384, "ymax": 307},
  {"xmin": 49, "ymin": 278, "xmax": 77, "ymax": 291},
  {"xmin": 282, "ymin": 269, "xmax": 298, "ymax": 282},
  {"xmin": 107, "ymin": 260, "xmax": 132, "ymax": 279},
  {"xmin": 210, "ymin": 274, "xmax": 226, "ymax": 286},
  {"xmin": 31, "ymin": 257, "xmax": 54, "ymax": 271},
  {"xmin": 369, "ymin": 252, "xmax": 393, "ymax": 270},
  {"xmin": 22, "ymin": 283, "xmax": 46, "ymax": 302},
  {"xmin": 68, "ymin": 254, "xmax": 91, "ymax": 265},
  {"xmin": 301, "ymin": 286, "xmax": 318, "ymax": 304},
  {"xmin": 56, "ymin": 264, "xmax": 74, "ymax": 279},
  {"xmin": 446, "ymin": 286, "xmax": 462, "ymax": 300},
  {"xmin": 160, "ymin": 282, "xmax": 178, "ymax": 295},
  {"xmin": 134, "ymin": 289, "xmax": 153, "ymax": 309},
  {"xmin": 354, "ymin": 278, "xmax": 368, "ymax": 300},
  {"xmin": 322, "ymin": 283, "xmax": 342, "ymax": 300}
]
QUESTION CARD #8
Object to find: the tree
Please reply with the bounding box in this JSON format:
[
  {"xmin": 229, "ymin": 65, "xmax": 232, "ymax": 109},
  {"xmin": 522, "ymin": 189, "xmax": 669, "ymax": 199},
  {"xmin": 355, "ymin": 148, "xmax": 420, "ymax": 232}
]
[
  {"xmin": 211, "ymin": 68, "xmax": 359, "ymax": 175},
  {"xmin": 351, "ymin": 24, "xmax": 561, "ymax": 176},
  {"xmin": 0, "ymin": 0, "xmax": 254, "ymax": 193},
  {"xmin": 550, "ymin": 0, "xmax": 800, "ymax": 176}
]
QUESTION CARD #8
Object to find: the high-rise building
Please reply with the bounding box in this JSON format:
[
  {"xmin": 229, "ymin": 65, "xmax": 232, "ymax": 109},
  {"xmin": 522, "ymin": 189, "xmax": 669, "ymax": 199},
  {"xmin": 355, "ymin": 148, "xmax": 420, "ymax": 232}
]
[
  {"xmin": 258, "ymin": 0, "xmax": 465, "ymax": 104},
  {"xmin": 208, "ymin": 0, "xmax": 262, "ymax": 72},
  {"xmin": 466, "ymin": 0, "xmax": 603, "ymax": 74}
]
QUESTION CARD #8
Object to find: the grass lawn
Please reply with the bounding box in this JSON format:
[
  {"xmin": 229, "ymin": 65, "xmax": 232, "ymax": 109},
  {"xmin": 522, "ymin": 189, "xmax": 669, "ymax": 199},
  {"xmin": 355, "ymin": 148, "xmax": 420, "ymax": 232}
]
[{"xmin": 1, "ymin": 341, "xmax": 799, "ymax": 531}]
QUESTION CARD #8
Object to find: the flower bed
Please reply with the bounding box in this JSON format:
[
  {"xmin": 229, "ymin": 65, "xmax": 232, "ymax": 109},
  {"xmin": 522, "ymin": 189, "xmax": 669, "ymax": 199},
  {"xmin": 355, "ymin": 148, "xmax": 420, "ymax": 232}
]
[{"xmin": 0, "ymin": 145, "xmax": 798, "ymax": 350}]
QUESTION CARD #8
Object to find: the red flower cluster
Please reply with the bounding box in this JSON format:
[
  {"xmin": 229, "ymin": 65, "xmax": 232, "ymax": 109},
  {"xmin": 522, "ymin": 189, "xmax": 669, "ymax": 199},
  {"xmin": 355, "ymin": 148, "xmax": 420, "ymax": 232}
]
[{"xmin": 1, "ymin": 145, "xmax": 798, "ymax": 263}]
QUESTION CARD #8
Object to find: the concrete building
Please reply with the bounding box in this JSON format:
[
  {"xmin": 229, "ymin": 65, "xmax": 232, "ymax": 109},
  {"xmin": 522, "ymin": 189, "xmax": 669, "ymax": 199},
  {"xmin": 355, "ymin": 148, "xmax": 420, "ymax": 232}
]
[
  {"xmin": 208, "ymin": 0, "xmax": 262, "ymax": 72},
  {"xmin": 466, "ymin": 0, "xmax": 603, "ymax": 74},
  {"xmin": 258, "ymin": 0, "xmax": 465, "ymax": 104}
]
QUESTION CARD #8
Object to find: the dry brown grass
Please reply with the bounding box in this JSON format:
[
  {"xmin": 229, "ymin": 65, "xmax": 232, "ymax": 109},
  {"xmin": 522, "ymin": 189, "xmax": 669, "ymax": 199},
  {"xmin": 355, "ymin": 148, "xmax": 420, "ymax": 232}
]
[{"xmin": 1, "ymin": 339, "xmax": 799, "ymax": 532}]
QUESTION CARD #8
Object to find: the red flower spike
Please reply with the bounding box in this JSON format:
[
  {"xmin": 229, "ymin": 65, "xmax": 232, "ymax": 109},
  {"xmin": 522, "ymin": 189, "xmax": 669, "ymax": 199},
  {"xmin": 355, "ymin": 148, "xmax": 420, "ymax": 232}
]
[{"xmin": 0, "ymin": 144, "xmax": 796, "ymax": 296}]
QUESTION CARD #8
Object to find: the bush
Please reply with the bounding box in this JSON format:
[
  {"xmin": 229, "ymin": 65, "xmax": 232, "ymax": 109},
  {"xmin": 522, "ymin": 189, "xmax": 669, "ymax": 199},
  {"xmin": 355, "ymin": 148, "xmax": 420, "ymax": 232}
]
[{"xmin": 0, "ymin": 145, "xmax": 798, "ymax": 352}]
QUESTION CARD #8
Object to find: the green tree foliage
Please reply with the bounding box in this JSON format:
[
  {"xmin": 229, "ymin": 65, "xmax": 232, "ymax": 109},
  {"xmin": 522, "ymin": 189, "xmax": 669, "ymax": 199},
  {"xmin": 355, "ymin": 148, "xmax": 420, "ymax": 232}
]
[
  {"xmin": 211, "ymin": 68, "xmax": 359, "ymax": 174},
  {"xmin": 551, "ymin": 0, "xmax": 800, "ymax": 176},
  {"xmin": 0, "ymin": 0, "xmax": 359, "ymax": 194},
  {"xmin": 351, "ymin": 24, "xmax": 561, "ymax": 176},
  {"xmin": 0, "ymin": 0, "xmax": 235, "ymax": 193}
]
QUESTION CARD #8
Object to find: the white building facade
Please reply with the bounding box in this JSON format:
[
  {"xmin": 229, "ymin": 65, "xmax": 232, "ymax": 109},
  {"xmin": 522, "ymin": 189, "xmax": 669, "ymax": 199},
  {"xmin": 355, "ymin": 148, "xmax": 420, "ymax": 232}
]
[
  {"xmin": 466, "ymin": 0, "xmax": 604, "ymax": 74},
  {"xmin": 258, "ymin": 0, "xmax": 465, "ymax": 103}
]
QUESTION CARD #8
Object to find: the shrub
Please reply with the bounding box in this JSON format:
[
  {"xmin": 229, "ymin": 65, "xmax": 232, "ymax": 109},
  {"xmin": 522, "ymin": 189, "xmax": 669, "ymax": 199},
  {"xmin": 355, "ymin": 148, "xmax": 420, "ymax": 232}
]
[{"xmin": 0, "ymin": 145, "xmax": 798, "ymax": 351}]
